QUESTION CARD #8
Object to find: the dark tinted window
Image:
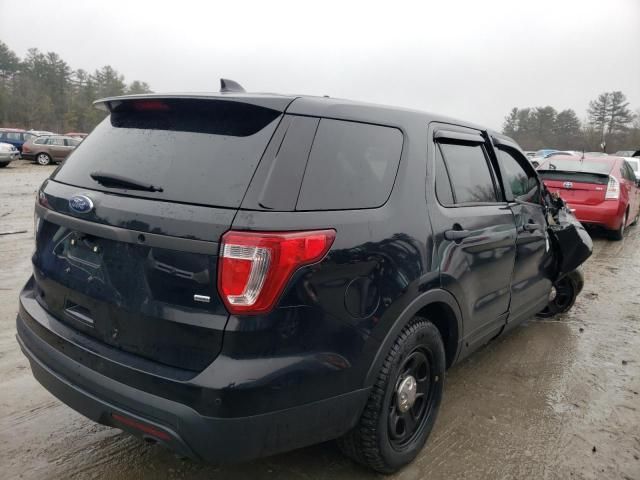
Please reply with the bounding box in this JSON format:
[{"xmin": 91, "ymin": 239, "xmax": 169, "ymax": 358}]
[
  {"xmin": 53, "ymin": 99, "xmax": 282, "ymax": 208},
  {"xmin": 439, "ymin": 143, "xmax": 498, "ymax": 203},
  {"xmin": 296, "ymin": 119, "xmax": 403, "ymax": 210},
  {"xmin": 434, "ymin": 145, "xmax": 454, "ymax": 206},
  {"xmin": 497, "ymin": 148, "xmax": 540, "ymax": 203}
]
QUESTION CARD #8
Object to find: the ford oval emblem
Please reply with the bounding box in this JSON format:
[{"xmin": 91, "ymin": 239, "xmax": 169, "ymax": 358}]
[
  {"xmin": 69, "ymin": 195, "xmax": 94, "ymax": 214},
  {"xmin": 563, "ymin": 181, "xmax": 573, "ymax": 189}
]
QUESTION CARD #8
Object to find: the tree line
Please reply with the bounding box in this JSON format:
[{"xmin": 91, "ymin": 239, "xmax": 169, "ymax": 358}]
[
  {"xmin": 503, "ymin": 91, "xmax": 640, "ymax": 153},
  {"xmin": 0, "ymin": 41, "xmax": 152, "ymax": 133}
]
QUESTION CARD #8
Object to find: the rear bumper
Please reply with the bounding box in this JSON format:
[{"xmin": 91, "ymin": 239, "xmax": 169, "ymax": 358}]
[
  {"xmin": 568, "ymin": 200, "xmax": 623, "ymax": 230},
  {"xmin": 16, "ymin": 285, "xmax": 370, "ymax": 463}
]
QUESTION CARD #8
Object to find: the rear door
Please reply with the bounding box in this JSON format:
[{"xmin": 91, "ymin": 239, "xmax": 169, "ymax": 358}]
[
  {"xmin": 621, "ymin": 160, "xmax": 640, "ymax": 223},
  {"xmin": 429, "ymin": 125, "xmax": 517, "ymax": 350},
  {"xmin": 47, "ymin": 136, "xmax": 69, "ymax": 160},
  {"xmin": 493, "ymin": 140, "xmax": 552, "ymax": 318}
]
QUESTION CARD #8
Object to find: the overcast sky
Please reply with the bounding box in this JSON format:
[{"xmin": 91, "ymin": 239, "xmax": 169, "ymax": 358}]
[{"xmin": 1, "ymin": 0, "xmax": 639, "ymax": 129}]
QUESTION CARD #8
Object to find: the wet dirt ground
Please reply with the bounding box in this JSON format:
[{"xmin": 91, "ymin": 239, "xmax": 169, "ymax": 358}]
[{"xmin": 0, "ymin": 160, "xmax": 638, "ymax": 480}]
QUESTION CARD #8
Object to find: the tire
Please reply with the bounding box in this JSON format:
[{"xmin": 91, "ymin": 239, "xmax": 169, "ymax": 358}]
[
  {"xmin": 610, "ymin": 210, "xmax": 627, "ymax": 241},
  {"xmin": 337, "ymin": 317, "xmax": 445, "ymax": 473},
  {"xmin": 0, "ymin": 162, "xmax": 9, "ymax": 168},
  {"xmin": 536, "ymin": 268, "xmax": 584, "ymax": 318},
  {"xmin": 36, "ymin": 153, "xmax": 51, "ymax": 166}
]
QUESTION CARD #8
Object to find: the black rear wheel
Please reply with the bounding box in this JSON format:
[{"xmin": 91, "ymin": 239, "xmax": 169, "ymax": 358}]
[
  {"xmin": 337, "ymin": 317, "xmax": 445, "ymax": 473},
  {"xmin": 537, "ymin": 269, "xmax": 584, "ymax": 318},
  {"xmin": 610, "ymin": 211, "xmax": 627, "ymax": 241}
]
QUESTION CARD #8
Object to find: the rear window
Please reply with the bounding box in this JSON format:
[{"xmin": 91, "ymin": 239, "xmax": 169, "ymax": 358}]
[
  {"xmin": 538, "ymin": 159, "xmax": 612, "ymax": 174},
  {"xmin": 53, "ymin": 99, "xmax": 282, "ymax": 208},
  {"xmin": 296, "ymin": 119, "xmax": 403, "ymax": 210}
]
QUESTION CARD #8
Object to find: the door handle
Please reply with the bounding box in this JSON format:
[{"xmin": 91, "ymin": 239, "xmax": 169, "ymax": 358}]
[
  {"xmin": 444, "ymin": 228, "xmax": 470, "ymax": 241},
  {"xmin": 523, "ymin": 222, "xmax": 541, "ymax": 232}
]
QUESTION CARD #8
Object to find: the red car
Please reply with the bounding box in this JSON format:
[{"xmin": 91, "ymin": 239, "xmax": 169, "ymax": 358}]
[{"xmin": 538, "ymin": 155, "xmax": 640, "ymax": 240}]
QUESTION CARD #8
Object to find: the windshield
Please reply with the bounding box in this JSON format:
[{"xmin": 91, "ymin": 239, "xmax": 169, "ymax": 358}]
[
  {"xmin": 53, "ymin": 99, "xmax": 282, "ymax": 208},
  {"xmin": 538, "ymin": 159, "xmax": 613, "ymax": 174}
]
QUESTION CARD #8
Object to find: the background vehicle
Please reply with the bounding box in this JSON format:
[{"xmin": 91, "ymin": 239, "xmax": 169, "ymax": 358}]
[
  {"xmin": 64, "ymin": 132, "xmax": 88, "ymax": 139},
  {"xmin": 615, "ymin": 150, "xmax": 640, "ymax": 157},
  {"xmin": 17, "ymin": 86, "xmax": 591, "ymax": 473},
  {"xmin": 624, "ymin": 157, "xmax": 640, "ymax": 179},
  {"xmin": 0, "ymin": 128, "xmax": 35, "ymax": 153},
  {"xmin": 0, "ymin": 142, "xmax": 20, "ymax": 167},
  {"xmin": 21, "ymin": 135, "xmax": 81, "ymax": 165},
  {"xmin": 27, "ymin": 129, "xmax": 56, "ymax": 137},
  {"xmin": 538, "ymin": 156, "xmax": 640, "ymax": 240}
]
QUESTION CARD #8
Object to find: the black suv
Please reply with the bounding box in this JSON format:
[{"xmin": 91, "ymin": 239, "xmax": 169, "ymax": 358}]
[{"xmin": 17, "ymin": 81, "xmax": 592, "ymax": 473}]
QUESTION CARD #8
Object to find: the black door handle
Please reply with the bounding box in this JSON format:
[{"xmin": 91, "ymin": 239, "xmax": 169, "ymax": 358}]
[
  {"xmin": 523, "ymin": 222, "xmax": 541, "ymax": 232},
  {"xmin": 444, "ymin": 228, "xmax": 470, "ymax": 241}
]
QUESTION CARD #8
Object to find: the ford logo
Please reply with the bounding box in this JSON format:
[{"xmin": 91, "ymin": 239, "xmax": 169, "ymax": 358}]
[
  {"xmin": 563, "ymin": 181, "xmax": 573, "ymax": 189},
  {"xmin": 69, "ymin": 195, "xmax": 94, "ymax": 214}
]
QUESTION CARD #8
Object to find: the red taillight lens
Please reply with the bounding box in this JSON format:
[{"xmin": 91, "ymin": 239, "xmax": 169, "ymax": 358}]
[{"xmin": 218, "ymin": 229, "xmax": 336, "ymax": 315}]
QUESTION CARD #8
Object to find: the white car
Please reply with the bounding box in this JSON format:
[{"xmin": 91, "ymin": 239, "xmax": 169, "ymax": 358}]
[{"xmin": 0, "ymin": 142, "xmax": 20, "ymax": 168}]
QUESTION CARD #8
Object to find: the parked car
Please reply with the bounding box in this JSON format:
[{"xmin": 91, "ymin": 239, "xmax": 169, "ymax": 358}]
[
  {"xmin": 615, "ymin": 149, "xmax": 640, "ymax": 158},
  {"xmin": 538, "ymin": 156, "xmax": 640, "ymax": 240},
  {"xmin": 0, "ymin": 128, "xmax": 35, "ymax": 153},
  {"xmin": 64, "ymin": 132, "xmax": 88, "ymax": 139},
  {"xmin": 0, "ymin": 142, "xmax": 20, "ymax": 167},
  {"xmin": 17, "ymin": 82, "xmax": 592, "ymax": 473},
  {"xmin": 21, "ymin": 135, "xmax": 81, "ymax": 165},
  {"xmin": 27, "ymin": 129, "xmax": 56, "ymax": 137},
  {"xmin": 546, "ymin": 151, "xmax": 578, "ymax": 159},
  {"xmin": 624, "ymin": 157, "xmax": 640, "ymax": 179}
]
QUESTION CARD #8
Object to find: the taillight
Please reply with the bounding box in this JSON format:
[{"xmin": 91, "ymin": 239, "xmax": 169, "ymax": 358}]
[
  {"xmin": 218, "ymin": 229, "xmax": 336, "ymax": 315},
  {"xmin": 605, "ymin": 176, "xmax": 620, "ymax": 200}
]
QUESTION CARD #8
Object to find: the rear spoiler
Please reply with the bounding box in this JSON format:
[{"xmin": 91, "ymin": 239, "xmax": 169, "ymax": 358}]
[
  {"xmin": 538, "ymin": 170, "xmax": 610, "ymax": 185},
  {"xmin": 94, "ymin": 92, "xmax": 295, "ymax": 114}
]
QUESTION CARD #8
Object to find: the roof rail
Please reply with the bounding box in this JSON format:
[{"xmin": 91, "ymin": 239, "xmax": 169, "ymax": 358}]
[{"xmin": 220, "ymin": 78, "xmax": 246, "ymax": 93}]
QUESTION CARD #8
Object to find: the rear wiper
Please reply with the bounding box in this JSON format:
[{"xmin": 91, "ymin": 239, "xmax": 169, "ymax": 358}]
[{"xmin": 90, "ymin": 172, "xmax": 164, "ymax": 192}]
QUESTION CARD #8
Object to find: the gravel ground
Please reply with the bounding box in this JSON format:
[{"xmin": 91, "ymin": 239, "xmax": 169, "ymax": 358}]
[{"xmin": 0, "ymin": 160, "xmax": 638, "ymax": 480}]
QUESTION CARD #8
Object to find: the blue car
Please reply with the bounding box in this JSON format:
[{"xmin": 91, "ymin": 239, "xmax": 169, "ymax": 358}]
[{"xmin": 0, "ymin": 128, "xmax": 35, "ymax": 153}]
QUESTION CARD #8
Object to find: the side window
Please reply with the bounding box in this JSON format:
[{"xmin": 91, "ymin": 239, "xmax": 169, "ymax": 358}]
[
  {"xmin": 296, "ymin": 119, "xmax": 403, "ymax": 210},
  {"xmin": 65, "ymin": 138, "xmax": 80, "ymax": 147},
  {"xmin": 34, "ymin": 137, "xmax": 48, "ymax": 145},
  {"xmin": 623, "ymin": 162, "xmax": 635, "ymax": 181},
  {"xmin": 50, "ymin": 137, "xmax": 65, "ymax": 146},
  {"xmin": 496, "ymin": 148, "xmax": 541, "ymax": 203},
  {"xmin": 438, "ymin": 142, "xmax": 498, "ymax": 204},
  {"xmin": 434, "ymin": 144, "xmax": 454, "ymax": 206},
  {"xmin": 6, "ymin": 132, "xmax": 21, "ymax": 141}
]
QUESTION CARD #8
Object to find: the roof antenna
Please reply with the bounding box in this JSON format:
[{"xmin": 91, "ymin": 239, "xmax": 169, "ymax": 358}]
[{"xmin": 220, "ymin": 78, "xmax": 246, "ymax": 93}]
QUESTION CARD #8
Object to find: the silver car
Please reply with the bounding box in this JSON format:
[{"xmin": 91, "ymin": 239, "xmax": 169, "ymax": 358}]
[{"xmin": 0, "ymin": 142, "xmax": 20, "ymax": 168}]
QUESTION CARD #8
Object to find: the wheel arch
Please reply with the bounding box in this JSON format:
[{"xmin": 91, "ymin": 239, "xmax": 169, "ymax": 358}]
[{"xmin": 364, "ymin": 289, "xmax": 464, "ymax": 387}]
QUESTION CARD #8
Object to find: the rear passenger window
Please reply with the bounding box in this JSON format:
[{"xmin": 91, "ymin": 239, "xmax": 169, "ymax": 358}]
[
  {"xmin": 438, "ymin": 143, "xmax": 498, "ymax": 204},
  {"xmin": 296, "ymin": 119, "xmax": 403, "ymax": 210}
]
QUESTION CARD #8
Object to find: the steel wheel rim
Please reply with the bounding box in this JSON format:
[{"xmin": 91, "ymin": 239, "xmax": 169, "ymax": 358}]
[
  {"xmin": 550, "ymin": 276, "xmax": 574, "ymax": 311},
  {"xmin": 388, "ymin": 347, "xmax": 434, "ymax": 449}
]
